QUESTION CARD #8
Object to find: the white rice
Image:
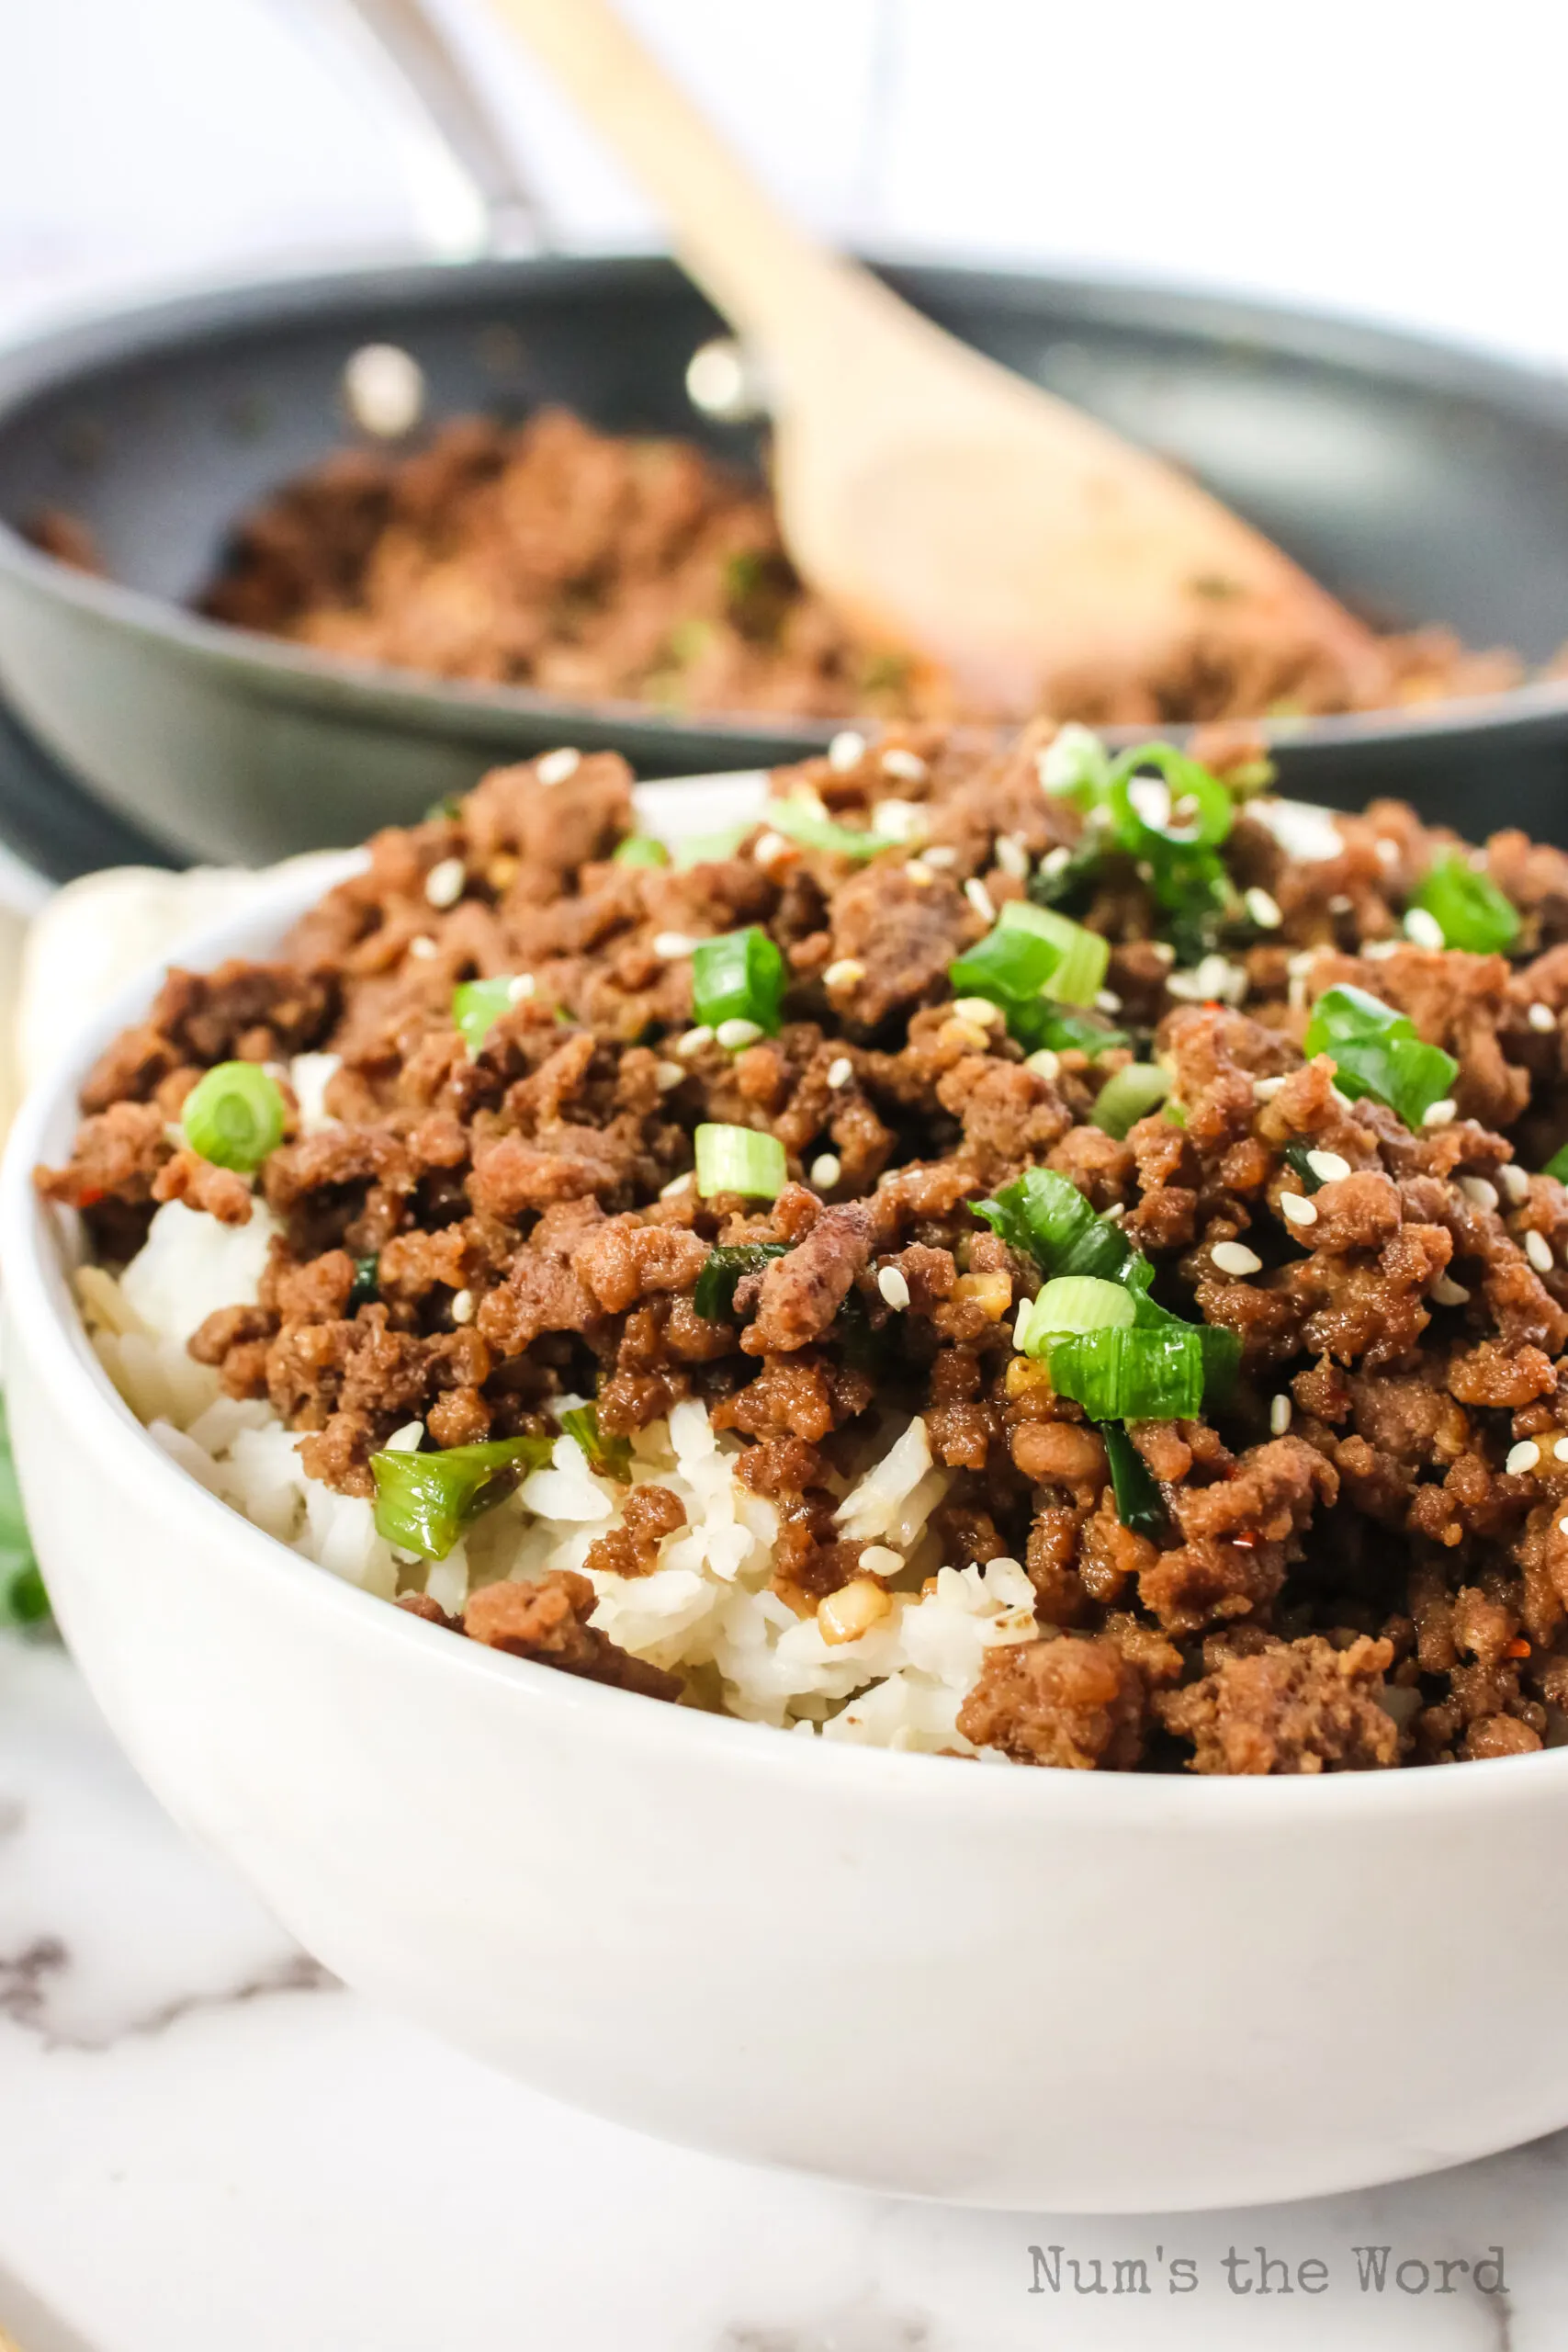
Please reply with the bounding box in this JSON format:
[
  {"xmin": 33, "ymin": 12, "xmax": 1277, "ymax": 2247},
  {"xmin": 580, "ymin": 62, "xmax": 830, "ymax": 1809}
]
[{"xmin": 79, "ymin": 1194, "xmax": 1038, "ymax": 1756}]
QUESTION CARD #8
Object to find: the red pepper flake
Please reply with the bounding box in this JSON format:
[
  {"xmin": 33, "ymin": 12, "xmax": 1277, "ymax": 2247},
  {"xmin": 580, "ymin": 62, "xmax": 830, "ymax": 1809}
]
[{"xmin": 1506, "ymin": 1636, "xmax": 1532, "ymax": 1659}]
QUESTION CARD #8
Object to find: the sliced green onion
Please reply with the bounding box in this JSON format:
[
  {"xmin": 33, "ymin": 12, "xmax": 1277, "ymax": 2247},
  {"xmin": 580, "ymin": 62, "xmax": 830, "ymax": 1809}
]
[
  {"xmin": 949, "ymin": 923, "xmax": 1060, "ymax": 1017},
  {"xmin": 558, "ymin": 1403, "xmax": 631, "ymax": 1477},
  {"xmin": 1090, "ymin": 1063, "xmax": 1172, "ymax": 1139},
  {"xmin": 349, "ymin": 1255, "xmax": 379, "ymax": 1310},
  {"xmin": 693, "ymin": 1240, "xmax": 792, "ymax": 1320},
  {"xmin": 673, "ymin": 824, "xmax": 751, "ymax": 868},
  {"xmin": 765, "ymin": 799, "xmax": 898, "ymax": 861},
  {"xmin": 1543, "ymin": 1143, "xmax": 1568, "ymax": 1183},
  {"xmin": 1018, "ymin": 1275, "xmax": 1137, "ymax": 1357},
  {"xmin": 1045, "ymin": 1325, "xmax": 1208, "ymax": 1420},
  {"xmin": 452, "ymin": 977, "xmax": 524, "ymax": 1056},
  {"xmin": 976, "ymin": 1167, "xmax": 1133, "ymax": 1282},
  {"xmin": 181, "ymin": 1061, "xmax": 287, "ymax": 1173},
  {"xmin": 1039, "ymin": 723, "xmax": 1113, "ymax": 805},
  {"xmin": 694, "ymin": 1123, "xmax": 788, "ymax": 1200},
  {"xmin": 1106, "ymin": 744, "xmax": 1234, "ymax": 851},
  {"xmin": 613, "ymin": 834, "xmax": 670, "ymax": 869},
  {"xmin": 369, "ymin": 1434, "xmax": 553, "ymax": 1561},
  {"xmin": 1033, "ymin": 1006, "xmax": 1128, "ymax": 1058},
  {"xmin": 998, "ymin": 899, "xmax": 1110, "ymax": 1006},
  {"xmin": 2, "ymin": 1562, "xmax": 48, "ymax": 1625},
  {"xmin": 691, "ymin": 926, "xmax": 786, "ymax": 1037},
  {"xmin": 1028, "ymin": 835, "xmax": 1105, "ymax": 911},
  {"xmin": 1303, "ymin": 986, "xmax": 1459, "ymax": 1130},
  {"xmin": 1406, "ymin": 854, "xmax": 1519, "ymax": 956},
  {"xmin": 1101, "ymin": 1421, "xmax": 1168, "ymax": 1539}
]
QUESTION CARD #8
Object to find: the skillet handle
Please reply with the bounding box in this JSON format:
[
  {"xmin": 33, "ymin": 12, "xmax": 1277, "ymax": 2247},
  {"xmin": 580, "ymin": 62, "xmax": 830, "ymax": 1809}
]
[{"xmin": 274, "ymin": 0, "xmax": 552, "ymax": 255}]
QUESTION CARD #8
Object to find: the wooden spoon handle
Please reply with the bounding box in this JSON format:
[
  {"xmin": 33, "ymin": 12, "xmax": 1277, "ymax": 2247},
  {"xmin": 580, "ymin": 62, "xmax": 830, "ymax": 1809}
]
[{"xmin": 487, "ymin": 0, "xmax": 852, "ymax": 362}]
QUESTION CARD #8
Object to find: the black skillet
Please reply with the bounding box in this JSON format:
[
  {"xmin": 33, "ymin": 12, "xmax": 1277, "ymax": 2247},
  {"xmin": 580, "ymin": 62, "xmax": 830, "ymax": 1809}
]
[
  {"xmin": 6, "ymin": 250, "xmax": 1568, "ymax": 869},
  {"xmin": 7, "ymin": 0, "xmax": 1568, "ymax": 870}
]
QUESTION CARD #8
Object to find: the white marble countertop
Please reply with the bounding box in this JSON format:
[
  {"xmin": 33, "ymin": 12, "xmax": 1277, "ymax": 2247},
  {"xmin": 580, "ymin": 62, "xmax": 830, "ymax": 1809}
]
[{"xmin": 0, "ymin": 1621, "xmax": 1563, "ymax": 2349}]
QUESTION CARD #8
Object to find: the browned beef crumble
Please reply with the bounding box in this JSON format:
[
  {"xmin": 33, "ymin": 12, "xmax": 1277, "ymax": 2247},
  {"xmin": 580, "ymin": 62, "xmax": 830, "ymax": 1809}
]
[
  {"xmin": 175, "ymin": 409, "xmax": 1541, "ymax": 727},
  {"xmin": 40, "ymin": 718, "xmax": 1568, "ymax": 1770}
]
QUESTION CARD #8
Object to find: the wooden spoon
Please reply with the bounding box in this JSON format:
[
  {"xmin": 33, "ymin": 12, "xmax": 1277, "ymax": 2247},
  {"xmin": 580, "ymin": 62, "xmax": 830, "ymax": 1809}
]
[{"xmin": 490, "ymin": 0, "xmax": 1387, "ymax": 713}]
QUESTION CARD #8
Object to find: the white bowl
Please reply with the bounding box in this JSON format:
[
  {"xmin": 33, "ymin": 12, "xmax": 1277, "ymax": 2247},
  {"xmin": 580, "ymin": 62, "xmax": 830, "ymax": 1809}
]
[{"xmin": 8, "ymin": 777, "xmax": 1568, "ymax": 2213}]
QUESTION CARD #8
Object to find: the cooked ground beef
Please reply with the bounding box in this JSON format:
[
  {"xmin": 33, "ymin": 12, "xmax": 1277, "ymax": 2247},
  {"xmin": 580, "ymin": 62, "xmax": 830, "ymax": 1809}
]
[
  {"xmin": 42, "ymin": 715, "xmax": 1568, "ymax": 1771},
  {"xmin": 172, "ymin": 410, "xmax": 1542, "ymax": 726}
]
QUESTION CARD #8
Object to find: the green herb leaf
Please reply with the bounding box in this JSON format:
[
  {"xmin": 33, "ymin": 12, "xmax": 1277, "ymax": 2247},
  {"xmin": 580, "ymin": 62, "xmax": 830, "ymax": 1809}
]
[
  {"xmin": 693, "ymin": 1240, "xmax": 792, "ymax": 1320},
  {"xmin": 1406, "ymin": 854, "xmax": 1519, "ymax": 955},
  {"xmin": 369, "ymin": 1435, "xmax": 553, "ymax": 1562},
  {"xmin": 181, "ymin": 1061, "xmax": 287, "ymax": 1173}
]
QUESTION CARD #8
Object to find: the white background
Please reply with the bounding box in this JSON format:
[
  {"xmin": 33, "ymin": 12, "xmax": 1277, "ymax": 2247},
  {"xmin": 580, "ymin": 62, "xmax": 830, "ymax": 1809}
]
[{"xmin": 3, "ymin": 0, "xmax": 1567, "ymax": 371}]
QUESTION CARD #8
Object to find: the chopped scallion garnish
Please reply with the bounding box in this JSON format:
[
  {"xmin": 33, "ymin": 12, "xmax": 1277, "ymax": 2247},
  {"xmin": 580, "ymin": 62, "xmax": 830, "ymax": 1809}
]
[
  {"xmin": 998, "ymin": 899, "xmax": 1110, "ymax": 1006},
  {"xmin": 181, "ymin": 1061, "xmax": 287, "ymax": 1173},
  {"xmin": 452, "ymin": 977, "xmax": 524, "ymax": 1056},
  {"xmin": 694, "ymin": 1124, "xmax": 788, "ymax": 1200},
  {"xmin": 613, "ymin": 834, "xmax": 670, "ymax": 868},
  {"xmin": 1405, "ymin": 854, "xmax": 1519, "ymax": 956},
  {"xmin": 976, "ymin": 1167, "xmax": 1133, "ymax": 1282},
  {"xmin": 693, "ymin": 1240, "xmax": 792, "ymax": 1319},
  {"xmin": 1090, "ymin": 1063, "xmax": 1172, "ymax": 1139},
  {"xmin": 1101, "ymin": 1422, "xmax": 1168, "ymax": 1539},
  {"xmin": 673, "ymin": 825, "xmax": 751, "ymax": 868},
  {"xmin": 691, "ymin": 926, "xmax": 786, "ymax": 1037},
  {"xmin": 949, "ymin": 923, "xmax": 1060, "ymax": 1028},
  {"xmin": 369, "ymin": 1434, "xmax": 554, "ymax": 1561},
  {"xmin": 765, "ymin": 799, "xmax": 898, "ymax": 860},
  {"xmin": 1303, "ymin": 985, "xmax": 1459, "ymax": 1130},
  {"xmin": 1017, "ymin": 1274, "xmax": 1137, "ymax": 1353},
  {"xmin": 349, "ymin": 1255, "xmax": 380, "ymax": 1310},
  {"xmin": 558, "ymin": 1403, "xmax": 631, "ymax": 1477},
  {"xmin": 1542, "ymin": 1142, "xmax": 1568, "ymax": 1183}
]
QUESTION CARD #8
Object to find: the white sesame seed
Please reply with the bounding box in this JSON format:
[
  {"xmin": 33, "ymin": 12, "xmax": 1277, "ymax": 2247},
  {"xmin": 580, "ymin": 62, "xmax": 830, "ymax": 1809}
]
[
  {"xmin": 1431, "ymin": 1273, "xmax": 1471, "ymax": 1306},
  {"xmin": 660, "ymin": 1171, "xmax": 694, "ymax": 1199},
  {"xmin": 1253, "ymin": 1074, "xmax": 1289, "ymax": 1101},
  {"xmin": 827, "ymin": 1056, "xmax": 853, "ymax": 1089},
  {"xmin": 450, "ymin": 1288, "xmax": 475, "ymax": 1324},
  {"xmin": 1460, "ymin": 1175, "xmax": 1499, "ymax": 1211},
  {"xmin": 1126, "ymin": 776, "xmax": 1172, "ymax": 830},
  {"xmin": 964, "ymin": 876, "xmax": 997, "ymax": 924},
  {"xmin": 1195, "ymin": 954, "xmax": 1247, "ymax": 1005},
  {"xmin": 1149, "ymin": 941, "xmax": 1177, "ymax": 966},
  {"xmin": 1270, "ymin": 1394, "xmax": 1292, "ymax": 1436},
  {"xmin": 653, "ymin": 931, "xmax": 695, "ymax": 959},
  {"xmin": 824, "ymin": 957, "xmax": 865, "ymax": 989},
  {"xmin": 507, "ymin": 974, "xmax": 536, "ymax": 1003},
  {"xmin": 1041, "ymin": 845, "xmax": 1073, "ymax": 879},
  {"xmin": 1245, "ymin": 886, "xmax": 1282, "ymax": 929},
  {"xmin": 654, "ymin": 1060, "xmax": 685, "ymax": 1091},
  {"xmin": 1364, "ymin": 939, "xmax": 1401, "ymax": 961},
  {"xmin": 1328, "ymin": 893, "xmax": 1354, "ymax": 915},
  {"xmin": 1095, "ymin": 989, "xmax": 1123, "ymax": 1015},
  {"xmin": 716, "ymin": 1017, "xmax": 764, "ymax": 1051},
  {"xmin": 1024, "ymin": 1048, "xmax": 1061, "ymax": 1080},
  {"xmin": 536, "ymin": 746, "xmax": 581, "ymax": 786},
  {"xmin": 858, "ymin": 1544, "xmax": 904, "ymax": 1577},
  {"xmin": 1376, "ymin": 837, "xmax": 1401, "ymax": 871},
  {"xmin": 409, "ymin": 934, "xmax": 438, "ymax": 960},
  {"xmin": 1102, "ymin": 1201, "xmax": 1126, "ymax": 1222},
  {"xmin": 874, "ymin": 798, "xmax": 926, "ymax": 842},
  {"xmin": 1404, "ymin": 907, "xmax": 1445, "ymax": 949},
  {"xmin": 1212, "ymin": 1240, "xmax": 1262, "ymax": 1276},
  {"xmin": 1287, "ymin": 949, "xmax": 1321, "ymax": 978},
  {"xmin": 828, "ymin": 729, "xmax": 866, "ymax": 772},
  {"xmin": 1306, "ymin": 1149, "xmax": 1350, "ymax": 1183},
  {"xmin": 952, "ymin": 995, "xmax": 1005, "ymax": 1026},
  {"xmin": 905, "ymin": 860, "xmax": 935, "ymax": 888},
  {"xmin": 1555, "ymin": 1437, "xmax": 1568, "ymax": 1463},
  {"xmin": 877, "ymin": 1266, "xmax": 911, "ymax": 1311},
  {"xmin": 880, "ymin": 747, "xmax": 928, "ymax": 783},
  {"xmin": 675, "ymin": 1025, "xmax": 713, "ymax": 1057},
  {"xmin": 1499, "ymin": 1163, "xmax": 1531, "ymax": 1204},
  {"xmin": 1280, "ymin": 1192, "xmax": 1319, "ymax": 1228},
  {"xmin": 921, "ymin": 844, "xmax": 958, "ymax": 868},
  {"xmin": 343, "ymin": 342, "xmax": 425, "ymax": 439},
  {"xmin": 424, "ymin": 855, "xmax": 466, "ymax": 909},
  {"xmin": 810, "ymin": 1152, "xmax": 841, "ymax": 1189},
  {"xmin": 1507, "ymin": 1441, "xmax": 1541, "ymax": 1476},
  {"xmin": 753, "ymin": 829, "xmax": 793, "ymax": 867},
  {"xmin": 1422, "ymin": 1100, "xmax": 1457, "ymax": 1129},
  {"xmin": 1529, "ymin": 1001, "xmax": 1558, "ymax": 1034},
  {"xmin": 1559, "ymin": 1515, "xmax": 1568, "ymax": 1538},
  {"xmin": 1526, "ymin": 1228, "xmax": 1555, "ymax": 1274},
  {"xmin": 995, "ymin": 833, "xmax": 1030, "ymax": 879}
]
